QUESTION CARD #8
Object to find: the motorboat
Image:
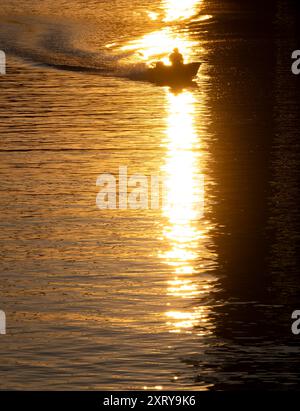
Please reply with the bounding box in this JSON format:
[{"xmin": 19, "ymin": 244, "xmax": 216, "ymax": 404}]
[{"xmin": 142, "ymin": 62, "xmax": 201, "ymax": 85}]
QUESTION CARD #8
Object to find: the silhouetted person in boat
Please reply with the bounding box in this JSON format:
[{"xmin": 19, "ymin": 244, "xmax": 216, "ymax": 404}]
[{"xmin": 169, "ymin": 48, "xmax": 184, "ymax": 67}]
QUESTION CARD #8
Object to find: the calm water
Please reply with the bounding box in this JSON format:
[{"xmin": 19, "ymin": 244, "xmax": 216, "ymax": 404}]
[{"xmin": 1, "ymin": 0, "xmax": 300, "ymax": 390}]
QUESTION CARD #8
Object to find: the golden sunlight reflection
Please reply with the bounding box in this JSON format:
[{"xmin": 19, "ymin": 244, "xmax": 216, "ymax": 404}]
[
  {"xmin": 163, "ymin": 0, "xmax": 202, "ymax": 22},
  {"xmin": 122, "ymin": 28, "xmax": 198, "ymax": 64},
  {"xmin": 120, "ymin": 0, "xmax": 217, "ymax": 338},
  {"xmin": 147, "ymin": 11, "xmax": 159, "ymax": 21},
  {"xmin": 119, "ymin": 0, "xmax": 210, "ymax": 65},
  {"xmin": 160, "ymin": 89, "xmax": 217, "ymax": 335}
]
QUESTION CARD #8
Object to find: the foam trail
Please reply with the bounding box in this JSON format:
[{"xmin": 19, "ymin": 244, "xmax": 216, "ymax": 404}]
[{"xmin": 0, "ymin": 16, "xmax": 123, "ymax": 74}]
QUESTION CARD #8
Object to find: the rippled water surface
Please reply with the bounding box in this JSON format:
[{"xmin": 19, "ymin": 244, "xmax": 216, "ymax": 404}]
[{"xmin": 1, "ymin": 0, "xmax": 300, "ymax": 390}]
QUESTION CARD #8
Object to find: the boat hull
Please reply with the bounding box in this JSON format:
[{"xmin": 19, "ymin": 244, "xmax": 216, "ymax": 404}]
[{"xmin": 143, "ymin": 62, "xmax": 201, "ymax": 85}]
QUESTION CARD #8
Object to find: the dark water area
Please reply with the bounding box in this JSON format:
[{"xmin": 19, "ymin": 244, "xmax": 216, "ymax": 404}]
[
  {"xmin": 0, "ymin": 0, "xmax": 300, "ymax": 390},
  {"xmin": 206, "ymin": 0, "xmax": 300, "ymax": 389},
  {"xmin": 205, "ymin": 0, "xmax": 300, "ymax": 388}
]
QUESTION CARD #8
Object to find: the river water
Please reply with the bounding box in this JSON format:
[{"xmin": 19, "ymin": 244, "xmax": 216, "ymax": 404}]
[{"xmin": 0, "ymin": 0, "xmax": 300, "ymax": 390}]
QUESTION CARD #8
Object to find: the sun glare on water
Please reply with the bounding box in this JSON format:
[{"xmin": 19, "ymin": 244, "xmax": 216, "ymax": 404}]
[
  {"xmin": 121, "ymin": 0, "xmax": 205, "ymax": 63},
  {"xmin": 122, "ymin": 29, "xmax": 197, "ymax": 64},
  {"xmin": 122, "ymin": 0, "xmax": 217, "ymax": 337},
  {"xmin": 159, "ymin": 90, "xmax": 216, "ymax": 335},
  {"xmin": 163, "ymin": 0, "xmax": 202, "ymax": 22}
]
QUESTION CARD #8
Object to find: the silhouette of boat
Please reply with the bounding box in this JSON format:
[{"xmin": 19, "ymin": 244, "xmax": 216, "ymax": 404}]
[{"xmin": 142, "ymin": 62, "xmax": 201, "ymax": 85}]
